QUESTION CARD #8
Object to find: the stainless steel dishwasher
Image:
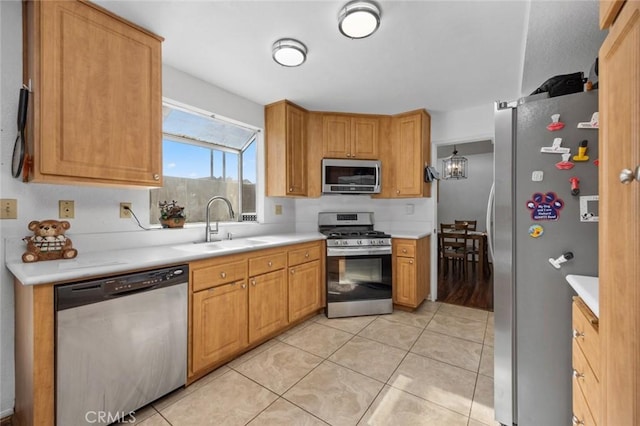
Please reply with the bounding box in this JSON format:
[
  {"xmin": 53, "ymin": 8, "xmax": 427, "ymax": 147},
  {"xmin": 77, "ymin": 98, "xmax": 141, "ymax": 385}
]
[{"xmin": 55, "ymin": 265, "xmax": 188, "ymax": 425}]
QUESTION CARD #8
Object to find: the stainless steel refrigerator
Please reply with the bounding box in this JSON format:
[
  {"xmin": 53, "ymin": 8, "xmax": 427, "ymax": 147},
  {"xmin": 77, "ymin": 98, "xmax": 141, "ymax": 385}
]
[{"xmin": 493, "ymin": 90, "xmax": 599, "ymax": 425}]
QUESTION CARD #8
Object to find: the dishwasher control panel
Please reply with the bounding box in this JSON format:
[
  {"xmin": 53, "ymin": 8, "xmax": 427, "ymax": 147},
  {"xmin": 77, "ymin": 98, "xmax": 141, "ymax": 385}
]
[{"xmin": 55, "ymin": 265, "xmax": 188, "ymax": 311}]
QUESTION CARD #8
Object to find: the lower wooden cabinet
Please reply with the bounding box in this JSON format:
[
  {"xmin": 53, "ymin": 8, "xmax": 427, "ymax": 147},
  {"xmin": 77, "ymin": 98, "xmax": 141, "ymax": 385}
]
[
  {"xmin": 392, "ymin": 236, "xmax": 430, "ymax": 309},
  {"xmin": 192, "ymin": 280, "xmax": 248, "ymax": 373},
  {"xmin": 189, "ymin": 240, "xmax": 325, "ymax": 380},
  {"xmin": 572, "ymin": 297, "xmax": 600, "ymax": 425},
  {"xmin": 249, "ymin": 268, "xmax": 287, "ymax": 343}
]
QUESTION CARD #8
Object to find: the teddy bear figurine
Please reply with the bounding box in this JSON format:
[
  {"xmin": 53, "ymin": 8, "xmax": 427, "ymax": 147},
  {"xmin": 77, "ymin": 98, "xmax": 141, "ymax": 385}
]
[{"xmin": 22, "ymin": 220, "xmax": 78, "ymax": 263}]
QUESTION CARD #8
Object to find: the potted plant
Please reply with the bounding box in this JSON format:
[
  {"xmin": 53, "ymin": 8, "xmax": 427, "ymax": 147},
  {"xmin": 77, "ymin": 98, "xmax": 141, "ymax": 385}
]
[{"xmin": 159, "ymin": 200, "xmax": 186, "ymax": 228}]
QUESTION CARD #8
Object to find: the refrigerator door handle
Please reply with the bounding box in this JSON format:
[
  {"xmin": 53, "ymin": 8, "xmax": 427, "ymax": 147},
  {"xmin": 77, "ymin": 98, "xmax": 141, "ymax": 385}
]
[{"xmin": 486, "ymin": 182, "xmax": 495, "ymax": 262}]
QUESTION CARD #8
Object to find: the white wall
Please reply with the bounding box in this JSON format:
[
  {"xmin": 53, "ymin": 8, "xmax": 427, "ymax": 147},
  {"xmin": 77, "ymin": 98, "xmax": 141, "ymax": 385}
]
[
  {"xmin": 431, "ymin": 103, "xmax": 495, "ymax": 146},
  {"xmin": 0, "ymin": 2, "xmax": 293, "ymax": 416},
  {"xmin": 437, "ymin": 152, "xmax": 494, "ymax": 232}
]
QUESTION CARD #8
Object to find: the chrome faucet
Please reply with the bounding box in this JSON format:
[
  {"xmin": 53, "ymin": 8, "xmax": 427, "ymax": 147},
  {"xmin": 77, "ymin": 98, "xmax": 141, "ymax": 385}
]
[{"xmin": 205, "ymin": 196, "xmax": 235, "ymax": 242}]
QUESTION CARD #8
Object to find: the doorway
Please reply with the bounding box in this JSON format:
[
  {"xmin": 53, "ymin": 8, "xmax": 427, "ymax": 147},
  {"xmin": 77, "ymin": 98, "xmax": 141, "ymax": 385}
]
[{"xmin": 436, "ymin": 140, "xmax": 494, "ymax": 311}]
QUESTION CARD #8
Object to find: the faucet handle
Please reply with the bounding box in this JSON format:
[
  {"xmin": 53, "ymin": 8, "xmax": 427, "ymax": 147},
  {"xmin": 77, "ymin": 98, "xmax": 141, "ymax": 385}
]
[{"xmin": 227, "ymin": 232, "xmax": 233, "ymax": 240}]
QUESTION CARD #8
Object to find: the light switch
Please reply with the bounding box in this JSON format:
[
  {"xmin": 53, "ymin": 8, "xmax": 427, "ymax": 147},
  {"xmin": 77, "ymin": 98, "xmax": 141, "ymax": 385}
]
[
  {"xmin": 0, "ymin": 199, "xmax": 17, "ymax": 219},
  {"xmin": 275, "ymin": 204, "xmax": 283, "ymax": 215}
]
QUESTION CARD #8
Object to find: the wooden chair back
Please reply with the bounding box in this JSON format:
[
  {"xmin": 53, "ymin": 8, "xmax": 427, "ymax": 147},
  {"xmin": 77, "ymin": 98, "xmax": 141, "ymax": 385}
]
[
  {"xmin": 455, "ymin": 220, "xmax": 477, "ymax": 231},
  {"xmin": 440, "ymin": 223, "xmax": 468, "ymax": 257}
]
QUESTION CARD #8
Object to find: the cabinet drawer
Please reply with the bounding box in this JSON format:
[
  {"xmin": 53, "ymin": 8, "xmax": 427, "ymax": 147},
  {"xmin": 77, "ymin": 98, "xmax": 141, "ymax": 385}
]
[
  {"xmin": 573, "ymin": 339, "xmax": 600, "ymax": 423},
  {"xmin": 249, "ymin": 252, "xmax": 287, "ymax": 276},
  {"xmin": 573, "ymin": 379, "xmax": 598, "ymax": 426},
  {"xmin": 289, "ymin": 244, "xmax": 321, "ymax": 266},
  {"xmin": 572, "ymin": 298, "xmax": 600, "ymax": 380},
  {"xmin": 394, "ymin": 241, "xmax": 416, "ymax": 258},
  {"xmin": 192, "ymin": 259, "xmax": 247, "ymax": 292}
]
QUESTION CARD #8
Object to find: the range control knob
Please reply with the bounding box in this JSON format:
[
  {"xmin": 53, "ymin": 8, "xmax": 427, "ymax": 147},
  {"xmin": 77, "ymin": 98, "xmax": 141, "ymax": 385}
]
[
  {"xmin": 378, "ymin": 239, "xmax": 385, "ymax": 245},
  {"xmin": 357, "ymin": 240, "xmax": 363, "ymax": 245}
]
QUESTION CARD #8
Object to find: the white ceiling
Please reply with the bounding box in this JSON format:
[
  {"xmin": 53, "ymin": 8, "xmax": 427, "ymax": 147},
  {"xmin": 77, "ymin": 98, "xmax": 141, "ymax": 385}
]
[{"xmin": 95, "ymin": 0, "xmax": 604, "ymax": 115}]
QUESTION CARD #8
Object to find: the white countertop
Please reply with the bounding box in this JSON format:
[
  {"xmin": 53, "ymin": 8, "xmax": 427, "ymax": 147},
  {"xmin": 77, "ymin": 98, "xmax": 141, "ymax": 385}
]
[
  {"xmin": 7, "ymin": 233, "xmax": 325, "ymax": 286},
  {"xmin": 386, "ymin": 230, "xmax": 432, "ymax": 239},
  {"xmin": 566, "ymin": 274, "xmax": 599, "ymax": 317}
]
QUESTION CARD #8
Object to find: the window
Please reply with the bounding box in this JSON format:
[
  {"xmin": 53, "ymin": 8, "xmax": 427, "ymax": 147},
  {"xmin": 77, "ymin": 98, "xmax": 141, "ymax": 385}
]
[{"xmin": 150, "ymin": 103, "xmax": 258, "ymax": 224}]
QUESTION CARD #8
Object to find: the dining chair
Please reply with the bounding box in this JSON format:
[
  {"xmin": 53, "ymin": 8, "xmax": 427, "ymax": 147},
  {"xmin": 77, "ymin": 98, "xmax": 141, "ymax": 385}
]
[
  {"xmin": 455, "ymin": 220, "xmax": 480, "ymax": 268},
  {"xmin": 439, "ymin": 223, "xmax": 469, "ymax": 278}
]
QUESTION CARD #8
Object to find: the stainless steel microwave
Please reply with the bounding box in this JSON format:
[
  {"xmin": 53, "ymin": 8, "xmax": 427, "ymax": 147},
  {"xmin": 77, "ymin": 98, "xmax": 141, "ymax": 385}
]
[{"xmin": 322, "ymin": 159, "xmax": 381, "ymax": 194}]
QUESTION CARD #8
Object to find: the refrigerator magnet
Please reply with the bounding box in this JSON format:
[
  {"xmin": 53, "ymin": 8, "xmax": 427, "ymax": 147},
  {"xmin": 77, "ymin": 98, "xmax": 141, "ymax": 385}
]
[
  {"xmin": 577, "ymin": 112, "xmax": 599, "ymax": 129},
  {"xmin": 573, "ymin": 140, "xmax": 589, "ymax": 161},
  {"xmin": 580, "ymin": 195, "xmax": 599, "ymax": 222},
  {"xmin": 541, "ymin": 138, "xmax": 570, "ymax": 154},
  {"xmin": 526, "ymin": 192, "xmax": 564, "ymax": 221},
  {"xmin": 547, "ymin": 114, "xmax": 565, "ymax": 131},
  {"xmin": 555, "ymin": 153, "xmax": 575, "ymax": 170},
  {"xmin": 528, "ymin": 224, "xmax": 544, "ymax": 238}
]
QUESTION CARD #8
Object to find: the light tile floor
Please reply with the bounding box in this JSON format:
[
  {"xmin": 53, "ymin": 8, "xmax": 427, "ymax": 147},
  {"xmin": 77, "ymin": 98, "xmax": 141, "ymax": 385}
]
[{"xmin": 122, "ymin": 302, "xmax": 498, "ymax": 426}]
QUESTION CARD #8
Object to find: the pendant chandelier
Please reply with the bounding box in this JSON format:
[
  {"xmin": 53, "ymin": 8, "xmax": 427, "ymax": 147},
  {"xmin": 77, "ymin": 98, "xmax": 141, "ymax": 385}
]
[{"xmin": 442, "ymin": 145, "xmax": 468, "ymax": 179}]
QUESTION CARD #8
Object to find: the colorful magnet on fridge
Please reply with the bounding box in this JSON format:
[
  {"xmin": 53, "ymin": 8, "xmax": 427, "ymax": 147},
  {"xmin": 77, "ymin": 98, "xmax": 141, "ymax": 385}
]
[
  {"xmin": 577, "ymin": 112, "xmax": 599, "ymax": 129},
  {"xmin": 570, "ymin": 176, "xmax": 580, "ymax": 196},
  {"xmin": 555, "ymin": 153, "xmax": 575, "ymax": 170},
  {"xmin": 541, "ymin": 138, "xmax": 570, "ymax": 154},
  {"xmin": 526, "ymin": 192, "xmax": 564, "ymax": 221},
  {"xmin": 593, "ymin": 159, "xmax": 599, "ymax": 166},
  {"xmin": 528, "ymin": 224, "xmax": 544, "ymax": 238},
  {"xmin": 573, "ymin": 140, "xmax": 589, "ymax": 161},
  {"xmin": 547, "ymin": 114, "xmax": 565, "ymax": 131}
]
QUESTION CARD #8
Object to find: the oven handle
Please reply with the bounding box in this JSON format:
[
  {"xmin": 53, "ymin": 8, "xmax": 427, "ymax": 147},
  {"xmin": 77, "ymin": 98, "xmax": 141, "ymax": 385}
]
[{"xmin": 327, "ymin": 246, "xmax": 392, "ymax": 257}]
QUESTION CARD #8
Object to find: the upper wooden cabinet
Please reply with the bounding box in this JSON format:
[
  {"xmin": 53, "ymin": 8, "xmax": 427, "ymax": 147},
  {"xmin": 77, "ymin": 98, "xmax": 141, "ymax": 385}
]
[
  {"xmin": 265, "ymin": 100, "xmax": 308, "ymax": 196},
  {"xmin": 380, "ymin": 110, "xmax": 431, "ymax": 198},
  {"xmin": 23, "ymin": 0, "xmax": 163, "ymax": 187},
  {"xmin": 322, "ymin": 114, "xmax": 380, "ymax": 159},
  {"xmin": 599, "ymin": 0, "xmax": 626, "ymax": 29}
]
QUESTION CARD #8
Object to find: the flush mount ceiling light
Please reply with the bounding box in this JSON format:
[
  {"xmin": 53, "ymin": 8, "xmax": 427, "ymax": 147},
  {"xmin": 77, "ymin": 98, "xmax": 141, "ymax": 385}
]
[
  {"xmin": 442, "ymin": 145, "xmax": 468, "ymax": 180},
  {"xmin": 272, "ymin": 38, "xmax": 307, "ymax": 67},
  {"xmin": 338, "ymin": 0, "xmax": 381, "ymax": 39}
]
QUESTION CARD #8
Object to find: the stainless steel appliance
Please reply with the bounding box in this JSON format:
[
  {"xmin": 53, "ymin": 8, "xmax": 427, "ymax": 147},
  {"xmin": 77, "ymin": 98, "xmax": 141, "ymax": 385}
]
[
  {"xmin": 55, "ymin": 265, "xmax": 188, "ymax": 425},
  {"xmin": 319, "ymin": 212, "xmax": 392, "ymax": 318},
  {"xmin": 493, "ymin": 91, "xmax": 599, "ymax": 425},
  {"xmin": 322, "ymin": 158, "xmax": 381, "ymax": 194}
]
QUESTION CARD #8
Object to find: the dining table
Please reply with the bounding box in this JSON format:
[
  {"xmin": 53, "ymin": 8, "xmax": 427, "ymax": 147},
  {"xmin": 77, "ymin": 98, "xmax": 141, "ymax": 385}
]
[{"xmin": 439, "ymin": 229, "xmax": 490, "ymax": 278}]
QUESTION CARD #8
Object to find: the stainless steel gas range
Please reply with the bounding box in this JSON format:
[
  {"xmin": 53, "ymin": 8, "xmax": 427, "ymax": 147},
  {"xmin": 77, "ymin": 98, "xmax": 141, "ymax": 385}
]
[{"xmin": 319, "ymin": 212, "xmax": 392, "ymax": 318}]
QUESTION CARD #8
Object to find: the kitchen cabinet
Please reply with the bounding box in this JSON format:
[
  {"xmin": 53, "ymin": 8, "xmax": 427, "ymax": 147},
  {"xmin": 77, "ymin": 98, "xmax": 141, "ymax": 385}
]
[
  {"xmin": 322, "ymin": 114, "xmax": 380, "ymax": 159},
  {"xmin": 248, "ymin": 250, "xmax": 288, "ymax": 343},
  {"xmin": 189, "ymin": 253, "xmax": 249, "ymax": 377},
  {"xmin": 598, "ymin": 1, "xmax": 640, "ymax": 424},
  {"xmin": 288, "ymin": 242, "xmax": 324, "ymax": 322},
  {"xmin": 572, "ymin": 297, "xmax": 600, "ymax": 425},
  {"xmin": 392, "ymin": 237, "xmax": 430, "ymax": 309},
  {"xmin": 23, "ymin": 0, "xmax": 163, "ymax": 187},
  {"xmin": 265, "ymin": 100, "xmax": 308, "ymax": 196},
  {"xmin": 378, "ymin": 110, "xmax": 431, "ymax": 198}
]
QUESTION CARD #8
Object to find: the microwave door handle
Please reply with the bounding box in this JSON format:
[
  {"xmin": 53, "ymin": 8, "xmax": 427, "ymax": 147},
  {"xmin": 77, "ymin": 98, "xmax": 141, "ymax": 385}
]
[{"xmin": 375, "ymin": 163, "xmax": 380, "ymax": 188}]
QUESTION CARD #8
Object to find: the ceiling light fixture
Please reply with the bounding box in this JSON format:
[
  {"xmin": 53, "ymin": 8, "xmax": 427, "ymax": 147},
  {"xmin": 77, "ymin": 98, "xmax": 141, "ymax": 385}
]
[
  {"xmin": 338, "ymin": 0, "xmax": 381, "ymax": 39},
  {"xmin": 442, "ymin": 145, "xmax": 468, "ymax": 180},
  {"xmin": 272, "ymin": 38, "xmax": 307, "ymax": 67}
]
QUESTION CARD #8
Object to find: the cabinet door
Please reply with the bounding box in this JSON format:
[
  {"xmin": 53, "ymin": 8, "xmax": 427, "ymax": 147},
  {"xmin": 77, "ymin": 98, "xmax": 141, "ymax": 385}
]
[
  {"xmin": 599, "ymin": 2, "xmax": 640, "ymax": 425},
  {"xmin": 323, "ymin": 115, "xmax": 351, "ymax": 158},
  {"xmin": 286, "ymin": 104, "xmax": 307, "ymax": 195},
  {"xmin": 394, "ymin": 256, "xmax": 417, "ymax": 306},
  {"xmin": 29, "ymin": 1, "xmax": 162, "ymax": 186},
  {"xmin": 288, "ymin": 260, "xmax": 322, "ymax": 322},
  {"xmin": 192, "ymin": 281, "xmax": 248, "ymax": 374},
  {"xmin": 351, "ymin": 117, "xmax": 379, "ymax": 159},
  {"xmin": 393, "ymin": 114, "xmax": 423, "ymax": 197},
  {"xmin": 249, "ymin": 269, "xmax": 288, "ymax": 343}
]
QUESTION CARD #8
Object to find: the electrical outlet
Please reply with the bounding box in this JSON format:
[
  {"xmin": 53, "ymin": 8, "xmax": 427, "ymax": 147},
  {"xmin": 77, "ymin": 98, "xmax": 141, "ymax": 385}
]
[
  {"xmin": 0, "ymin": 199, "xmax": 17, "ymax": 219},
  {"xmin": 59, "ymin": 200, "xmax": 75, "ymax": 219},
  {"xmin": 275, "ymin": 204, "xmax": 283, "ymax": 215},
  {"xmin": 120, "ymin": 202, "xmax": 132, "ymax": 218}
]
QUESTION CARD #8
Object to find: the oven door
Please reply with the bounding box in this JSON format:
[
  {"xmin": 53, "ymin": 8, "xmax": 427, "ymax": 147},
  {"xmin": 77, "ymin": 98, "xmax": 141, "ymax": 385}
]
[{"xmin": 326, "ymin": 248, "xmax": 392, "ymax": 303}]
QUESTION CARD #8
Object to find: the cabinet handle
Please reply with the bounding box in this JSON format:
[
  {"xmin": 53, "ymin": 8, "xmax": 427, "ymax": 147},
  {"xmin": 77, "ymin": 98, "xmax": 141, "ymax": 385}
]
[
  {"xmin": 153, "ymin": 174, "xmax": 160, "ymax": 181},
  {"xmin": 290, "ymin": 269, "xmax": 295, "ymax": 274},
  {"xmin": 220, "ymin": 272, "xmax": 227, "ymax": 278},
  {"xmin": 409, "ymin": 260, "xmax": 414, "ymax": 264},
  {"xmin": 268, "ymin": 261, "xmax": 273, "ymax": 267},
  {"xmin": 305, "ymin": 252, "xmax": 309, "ymax": 258},
  {"xmin": 289, "ymin": 187, "xmax": 293, "ymax": 192},
  {"xmin": 241, "ymin": 284, "xmax": 246, "ymax": 289},
  {"xmin": 251, "ymin": 280, "xmax": 256, "ymax": 286},
  {"xmin": 402, "ymin": 249, "xmax": 407, "ymax": 253},
  {"xmin": 619, "ymin": 168, "xmax": 636, "ymax": 184},
  {"xmin": 572, "ymin": 415, "xmax": 584, "ymax": 425},
  {"xmin": 572, "ymin": 369, "xmax": 584, "ymax": 379},
  {"xmin": 396, "ymin": 190, "xmax": 400, "ymax": 194},
  {"xmin": 572, "ymin": 329, "xmax": 584, "ymax": 339}
]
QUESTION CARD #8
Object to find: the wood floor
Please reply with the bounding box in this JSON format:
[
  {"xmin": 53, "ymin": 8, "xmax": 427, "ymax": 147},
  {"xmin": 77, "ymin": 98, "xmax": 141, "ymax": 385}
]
[{"xmin": 437, "ymin": 260, "xmax": 493, "ymax": 311}]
